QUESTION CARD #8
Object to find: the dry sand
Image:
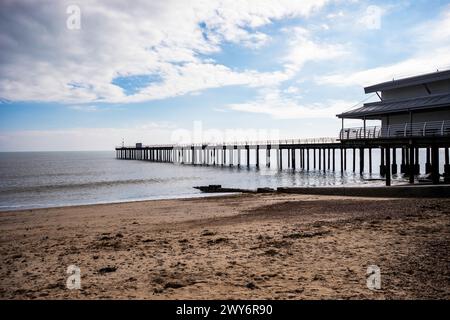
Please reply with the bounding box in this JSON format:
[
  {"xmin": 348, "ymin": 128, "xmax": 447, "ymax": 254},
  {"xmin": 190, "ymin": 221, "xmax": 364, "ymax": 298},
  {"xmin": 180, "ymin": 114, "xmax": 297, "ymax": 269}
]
[{"xmin": 0, "ymin": 193, "xmax": 449, "ymax": 299}]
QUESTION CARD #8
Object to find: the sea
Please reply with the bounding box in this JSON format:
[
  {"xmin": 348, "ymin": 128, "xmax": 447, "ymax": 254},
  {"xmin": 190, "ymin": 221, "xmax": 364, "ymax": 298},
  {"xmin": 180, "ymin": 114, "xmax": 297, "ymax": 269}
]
[{"xmin": 0, "ymin": 150, "xmax": 443, "ymax": 211}]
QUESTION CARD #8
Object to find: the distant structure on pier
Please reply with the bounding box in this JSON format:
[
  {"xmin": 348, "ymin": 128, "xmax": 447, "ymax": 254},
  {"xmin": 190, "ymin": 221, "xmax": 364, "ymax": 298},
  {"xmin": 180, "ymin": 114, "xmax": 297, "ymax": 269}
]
[{"xmin": 116, "ymin": 70, "xmax": 450, "ymax": 186}]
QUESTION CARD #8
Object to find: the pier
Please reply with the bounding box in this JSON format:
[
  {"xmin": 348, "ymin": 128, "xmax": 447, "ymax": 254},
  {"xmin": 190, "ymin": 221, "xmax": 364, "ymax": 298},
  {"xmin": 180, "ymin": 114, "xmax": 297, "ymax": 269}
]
[
  {"xmin": 115, "ymin": 138, "xmax": 341, "ymax": 171},
  {"xmin": 115, "ymin": 70, "xmax": 450, "ymax": 186},
  {"xmin": 116, "ymin": 125, "xmax": 450, "ymax": 187}
]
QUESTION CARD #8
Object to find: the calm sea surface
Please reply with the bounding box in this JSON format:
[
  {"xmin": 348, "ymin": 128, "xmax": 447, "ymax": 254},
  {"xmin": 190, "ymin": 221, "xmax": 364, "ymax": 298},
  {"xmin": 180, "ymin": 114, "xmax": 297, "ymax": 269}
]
[{"xmin": 0, "ymin": 150, "xmax": 439, "ymax": 211}]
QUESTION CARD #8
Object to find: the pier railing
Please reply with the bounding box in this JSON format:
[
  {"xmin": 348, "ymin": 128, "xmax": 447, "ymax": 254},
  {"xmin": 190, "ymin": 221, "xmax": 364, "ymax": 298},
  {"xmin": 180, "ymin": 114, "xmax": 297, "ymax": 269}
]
[{"xmin": 340, "ymin": 120, "xmax": 450, "ymax": 140}]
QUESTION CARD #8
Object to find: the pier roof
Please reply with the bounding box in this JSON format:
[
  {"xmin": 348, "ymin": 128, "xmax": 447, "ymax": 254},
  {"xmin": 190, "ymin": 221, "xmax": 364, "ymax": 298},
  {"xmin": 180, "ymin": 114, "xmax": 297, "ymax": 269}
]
[
  {"xmin": 364, "ymin": 69, "xmax": 450, "ymax": 93},
  {"xmin": 337, "ymin": 93, "xmax": 450, "ymax": 119}
]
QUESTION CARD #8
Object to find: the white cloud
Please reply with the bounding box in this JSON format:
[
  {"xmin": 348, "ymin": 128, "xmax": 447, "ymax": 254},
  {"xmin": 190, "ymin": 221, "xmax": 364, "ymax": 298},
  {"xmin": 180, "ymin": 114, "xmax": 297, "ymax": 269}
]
[
  {"xmin": 282, "ymin": 26, "xmax": 349, "ymax": 72},
  {"xmin": 220, "ymin": 25, "xmax": 350, "ymax": 120},
  {"xmin": 0, "ymin": 0, "xmax": 333, "ymax": 104},
  {"xmin": 316, "ymin": 49, "xmax": 450, "ymax": 87},
  {"xmin": 358, "ymin": 5, "xmax": 385, "ymax": 30},
  {"xmin": 415, "ymin": 7, "xmax": 450, "ymax": 45},
  {"xmin": 68, "ymin": 105, "xmax": 99, "ymax": 112},
  {"xmin": 119, "ymin": 62, "xmax": 292, "ymax": 103},
  {"xmin": 327, "ymin": 11, "xmax": 345, "ymax": 19},
  {"xmin": 284, "ymin": 86, "xmax": 300, "ymax": 94},
  {"xmin": 316, "ymin": 7, "xmax": 450, "ymax": 87},
  {"xmin": 227, "ymin": 88, "xmax": 355, "ymax": 119}
]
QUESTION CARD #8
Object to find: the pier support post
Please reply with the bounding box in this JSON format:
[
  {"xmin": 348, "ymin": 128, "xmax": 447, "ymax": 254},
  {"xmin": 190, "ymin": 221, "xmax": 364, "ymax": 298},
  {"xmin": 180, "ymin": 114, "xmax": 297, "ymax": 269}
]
[
  {"xmin": 385, "ymin": 146, "xmax": 391, "ymax": 186},
  {"xmin": 276, "ymin": 147, "xmax": 281, "ymax": 170},
  {"xmin": 266, "ymin": 146, "xmax": 271, "ymax": 168},
  {"xmin": 414, "ymin": 148, "xmax": 420, "ymax": 175},
  {"xmin": 237, "ymin": 147, "xmax": 241, "ymax": 168},
  {"xmin": 369, "ymin": 148, "xmax": 372, "ymax": 174},
  {"xmin": 318, "ymin": 148, "xmax": 321, "ymax": 171},
  {"xmin": 405, "ymin": 147, "xmax": 410, "ymax": 175},
  {"xmin": 425, "ymin": 147, "xmax": 432, "ymax": 174},
  {"xmin": 278, "ymin": 148, "xmax": 282, "ymax": 170},
  {"xmin": 332, "ymin": 148, "xmax": 335, "ymax": 172},
  {"xmin": 327, "ymin": 148, "xmax": 330, "ymax": 171},
  {"xmin": 301, "ymin": 148, "xmax": 304, "ymax": 170},
  {"xmin": 313, "ymin": 149, "xmax": 316, "ymax": 170},
  {"xmin": 222, "ymin": 147, "xmax": 226, "ymax": 166},
  {"xmin": 352, "ymin": 148, "xmax": 356, "ymax": 173},
  {"xmin": 380, "ymin": 148, "xmax": 386, "ymax": 176},
  {"xmin": 359, "ymin": 148, "xmax": 364, "ymax": 175},
  {"xmin": 256, "ymin": 146, "xmax": 259, "ymax": 168},
  {"xmin": 344, "ymin": 148, "xmax": 347, "ymax": 171},
  {"xmin": 244, "ymin": 146, "xmax": 248, "ymax": 168},
  {"xmin": 322, "ymin": 148, "xmax": 326, "ymax": 172},
  {"xmin": 246, "ymin": 146, "xmax": 250, "ymax": 168},
  {"xmin": 292, "ymin": 149, "xmax": 296, "ymax": 170},
  {"xmin": 204, "ymin": 147, "xmax": 207, "ymax": 165},
  {"xmin": 444, "ymin": 147, "xmax": 450, "ymax": 183},
  {"xmin": 392, "ymin": 148, "xmax": 397, "ymax": 174},
  {"xmin": 409, "ymin": 146, "xmax": 415, "ymax": 184},
  {"xmin": 307, "ymin": 149, "xmax": 310, "ymax": 171},
  {"xmin": 431, "ymin": 145, "xmax": 440, "ymax": 184},
  {"xmin": 288, "ymin": 149, "xmax": 291, "ymax": 169}
]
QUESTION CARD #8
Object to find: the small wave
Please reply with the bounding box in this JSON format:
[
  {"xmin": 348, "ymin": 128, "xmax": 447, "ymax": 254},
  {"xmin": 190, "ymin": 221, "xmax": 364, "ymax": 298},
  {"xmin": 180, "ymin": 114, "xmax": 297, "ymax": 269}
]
[{"xmin": 0, "ymin": 177, "xmax": 196, "ymax": 195}]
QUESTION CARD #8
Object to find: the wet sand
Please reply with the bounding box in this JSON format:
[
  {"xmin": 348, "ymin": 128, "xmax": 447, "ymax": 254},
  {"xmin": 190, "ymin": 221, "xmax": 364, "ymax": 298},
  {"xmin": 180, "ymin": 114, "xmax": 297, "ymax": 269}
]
[{"xmin": 0, "ymin": 193, "xmax": 449, "ymax": 299}]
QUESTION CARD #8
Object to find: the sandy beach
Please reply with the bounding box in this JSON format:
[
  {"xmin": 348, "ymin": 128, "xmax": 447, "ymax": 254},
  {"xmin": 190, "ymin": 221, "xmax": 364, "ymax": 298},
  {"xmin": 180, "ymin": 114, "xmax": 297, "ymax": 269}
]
[{"xmin": 0, "ymin": 193, "xmax": 449, "ymax": 300}]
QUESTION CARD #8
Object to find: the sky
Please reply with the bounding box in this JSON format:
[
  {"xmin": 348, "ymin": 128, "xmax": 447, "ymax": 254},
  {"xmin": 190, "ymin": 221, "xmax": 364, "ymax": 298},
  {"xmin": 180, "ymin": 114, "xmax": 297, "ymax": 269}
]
[{"xmin": 0, "ymin": 0, "xmax": 450, "ymax": 151}]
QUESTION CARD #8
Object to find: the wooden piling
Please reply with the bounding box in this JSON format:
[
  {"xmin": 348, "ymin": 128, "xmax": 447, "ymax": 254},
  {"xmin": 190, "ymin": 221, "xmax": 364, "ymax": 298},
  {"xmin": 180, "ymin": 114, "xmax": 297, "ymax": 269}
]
[
  {"xmin": 386, "ymin": 146, "xmax": 391, "ymax": 186},
  {"xmin": 431, "ymin": 145, "xmax": 440, "ymax": 184}
]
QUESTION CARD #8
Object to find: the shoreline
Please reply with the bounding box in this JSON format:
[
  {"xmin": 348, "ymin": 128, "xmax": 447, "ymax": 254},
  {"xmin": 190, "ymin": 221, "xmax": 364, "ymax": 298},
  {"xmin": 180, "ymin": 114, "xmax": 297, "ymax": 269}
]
[
  {"xmin": 2, "ymin": 183, "xmax": 450, "ymax": 213},
  {"xmin": 0, "ymin": 192, "xmax": 240, "ymax": 213},
  {"xmin": 0, "ymin": 193, "xmax": 449, "ymax": 299}
]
